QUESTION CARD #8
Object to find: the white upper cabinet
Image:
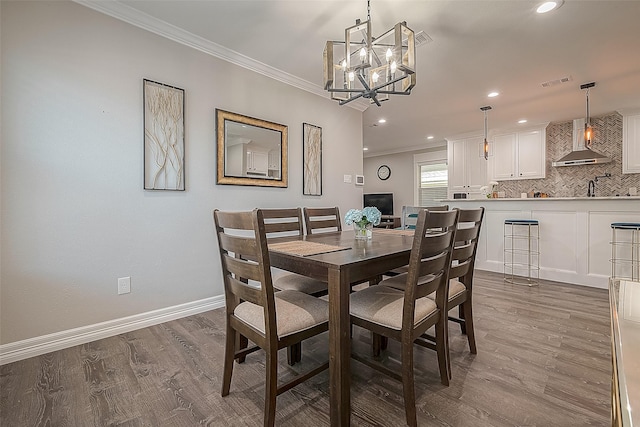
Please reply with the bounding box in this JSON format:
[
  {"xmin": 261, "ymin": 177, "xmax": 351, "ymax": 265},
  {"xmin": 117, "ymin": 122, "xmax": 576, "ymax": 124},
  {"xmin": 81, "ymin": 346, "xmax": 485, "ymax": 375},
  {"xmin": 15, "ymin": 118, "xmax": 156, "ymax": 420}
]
[
  {"xmin": 447, "ymin": 136, "xmax": 487, "ymax": 198},
  {"xmin": 620, "ymin": 109, "xmax": 640, "ymax": 174},
  {"xmin": 490, "ymin": 124, "xmax": 547, "ymax": 181}
]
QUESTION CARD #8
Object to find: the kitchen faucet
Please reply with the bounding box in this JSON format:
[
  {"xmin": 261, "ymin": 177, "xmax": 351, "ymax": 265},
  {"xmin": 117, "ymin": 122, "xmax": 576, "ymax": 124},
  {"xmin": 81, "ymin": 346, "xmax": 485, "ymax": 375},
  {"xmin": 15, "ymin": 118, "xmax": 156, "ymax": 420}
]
[
  {"xmin": 588, "ymin": 173, "xmax": 611, "ymax": 197},
  {"xmin": 587, "ymin": 180, "xmax": 595, "ymax": 197}
]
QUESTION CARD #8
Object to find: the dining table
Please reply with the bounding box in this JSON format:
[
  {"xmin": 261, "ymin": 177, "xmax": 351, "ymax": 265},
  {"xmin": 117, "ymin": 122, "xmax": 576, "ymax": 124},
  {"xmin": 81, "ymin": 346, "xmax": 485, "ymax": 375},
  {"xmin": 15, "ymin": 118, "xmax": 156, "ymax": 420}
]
[{"xmin": 268, "ymin": 228, "xmax": 415, "ymax": 426}]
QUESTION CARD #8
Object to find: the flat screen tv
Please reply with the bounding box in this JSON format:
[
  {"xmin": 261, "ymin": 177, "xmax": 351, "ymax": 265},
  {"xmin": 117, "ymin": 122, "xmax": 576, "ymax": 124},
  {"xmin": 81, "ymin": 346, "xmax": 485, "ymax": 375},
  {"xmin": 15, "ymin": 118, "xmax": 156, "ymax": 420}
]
[{"xmin": 363, "ymin": 193, "xmax": 394, "ymax": 216}]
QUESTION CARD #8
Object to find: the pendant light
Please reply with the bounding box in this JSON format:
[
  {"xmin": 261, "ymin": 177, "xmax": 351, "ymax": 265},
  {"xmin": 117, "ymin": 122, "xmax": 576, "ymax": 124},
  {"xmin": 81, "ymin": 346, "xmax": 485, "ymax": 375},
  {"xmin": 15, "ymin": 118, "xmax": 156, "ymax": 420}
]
[
  {"xmin": 581, "ymin": 82, "xmax": 595, "ymax": 146},
  {"xmin": 480, "ymin": 106, "xmax": 492, "ymax": 160}
]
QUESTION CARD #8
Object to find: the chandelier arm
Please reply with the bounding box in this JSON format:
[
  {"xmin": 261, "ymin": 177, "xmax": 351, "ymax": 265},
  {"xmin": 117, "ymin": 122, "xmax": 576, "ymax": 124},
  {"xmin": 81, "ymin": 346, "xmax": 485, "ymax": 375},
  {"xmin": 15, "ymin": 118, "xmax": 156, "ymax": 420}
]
[
  {"xmin": 338, "ymin": 92, "xmax": 367, "ymax": 105},
  {"xmin": 356, "ymin": 72, "xmax": 381, "ymax": 106}
]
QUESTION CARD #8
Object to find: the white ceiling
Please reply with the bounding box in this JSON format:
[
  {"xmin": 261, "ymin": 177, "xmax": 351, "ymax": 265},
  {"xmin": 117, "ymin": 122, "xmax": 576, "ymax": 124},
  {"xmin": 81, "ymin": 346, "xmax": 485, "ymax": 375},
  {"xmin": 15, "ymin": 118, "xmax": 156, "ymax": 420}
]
[{"xmin": 88, "ymin": 0, "xmax": 640, "ymax": 156}]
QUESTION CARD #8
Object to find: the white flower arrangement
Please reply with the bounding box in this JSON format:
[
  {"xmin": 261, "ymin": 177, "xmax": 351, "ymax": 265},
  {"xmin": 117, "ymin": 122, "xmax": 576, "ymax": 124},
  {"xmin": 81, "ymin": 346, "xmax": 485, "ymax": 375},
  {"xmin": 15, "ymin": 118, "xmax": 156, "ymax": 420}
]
[{"xmin": 344, "ymin": 206, "xmax": 382, "ymax": 227}]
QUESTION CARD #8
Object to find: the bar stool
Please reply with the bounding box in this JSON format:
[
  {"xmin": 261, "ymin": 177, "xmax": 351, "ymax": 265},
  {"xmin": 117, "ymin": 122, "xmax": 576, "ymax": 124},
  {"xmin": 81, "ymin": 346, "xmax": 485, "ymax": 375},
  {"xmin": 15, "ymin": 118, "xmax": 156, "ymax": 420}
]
[
  {"xmin": 504, "ymin": 219, "xmax": 540, "ymax": 286},
  {"xmin": 611, "ymin": 223, "xmax": 640, "ymax": 280}
]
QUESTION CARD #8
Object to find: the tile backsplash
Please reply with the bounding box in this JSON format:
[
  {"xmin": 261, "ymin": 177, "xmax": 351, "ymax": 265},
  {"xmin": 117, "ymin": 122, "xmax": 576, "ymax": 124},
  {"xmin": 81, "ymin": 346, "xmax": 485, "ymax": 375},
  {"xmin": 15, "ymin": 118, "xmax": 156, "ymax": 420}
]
[{"xmin": 498, "ymin": 112, "xmax": 640, "ymax": 198}]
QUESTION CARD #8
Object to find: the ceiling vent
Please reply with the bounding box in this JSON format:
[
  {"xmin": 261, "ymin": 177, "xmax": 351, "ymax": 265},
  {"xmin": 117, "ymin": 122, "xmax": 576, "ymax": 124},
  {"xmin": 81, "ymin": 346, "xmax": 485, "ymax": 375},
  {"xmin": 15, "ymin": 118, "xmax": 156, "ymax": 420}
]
[
  {"xmin": 541, "ymin": 75, "xmax": 573, "ymax": 88},
  {"xmin": 414, "ymin": 31, "xmax": 433, "ymax": 47}
]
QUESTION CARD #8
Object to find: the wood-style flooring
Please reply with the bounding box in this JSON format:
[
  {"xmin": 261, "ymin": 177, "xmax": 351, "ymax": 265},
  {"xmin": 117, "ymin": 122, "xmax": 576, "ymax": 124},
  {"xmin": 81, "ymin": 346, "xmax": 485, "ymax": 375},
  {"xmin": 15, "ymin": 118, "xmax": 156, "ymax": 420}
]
[{"xmin": 0, "ymin": 271, "xmax": 611, "ymax": 426}]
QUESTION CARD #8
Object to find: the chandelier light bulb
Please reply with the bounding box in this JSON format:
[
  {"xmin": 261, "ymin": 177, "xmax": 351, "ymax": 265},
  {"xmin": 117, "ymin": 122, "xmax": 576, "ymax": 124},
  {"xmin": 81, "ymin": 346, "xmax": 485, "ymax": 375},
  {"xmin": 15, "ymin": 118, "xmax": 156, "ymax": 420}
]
[
  {"xmin": 341, "ymin": 60, "xmax": 347, "ymax": 71},
  {"xmin": 390, "ymin": 61, "xmax": 397, "ymax": 74},
  {"xmin": 349, "ymin": 71, "xmax": 355, "ymax": 82},
  {"xmin": 360, "ymin": 47, "xmax": 367, "ymax": 60},
  {"xmin": 386, "ymin": 48, "xmax": 393, "ymax": 62},
  {"xmin": 372, "ymin": 72, "xmax": 379, "ymax": 83}
]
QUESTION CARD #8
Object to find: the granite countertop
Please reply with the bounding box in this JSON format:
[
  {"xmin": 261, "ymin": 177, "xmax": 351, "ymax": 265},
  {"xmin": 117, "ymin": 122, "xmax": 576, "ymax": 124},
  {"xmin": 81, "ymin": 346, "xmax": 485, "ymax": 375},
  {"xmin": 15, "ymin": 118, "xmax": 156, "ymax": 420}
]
[{"xmin": 443, "ymin": 196, "xmax": 640, "ymax": 202}]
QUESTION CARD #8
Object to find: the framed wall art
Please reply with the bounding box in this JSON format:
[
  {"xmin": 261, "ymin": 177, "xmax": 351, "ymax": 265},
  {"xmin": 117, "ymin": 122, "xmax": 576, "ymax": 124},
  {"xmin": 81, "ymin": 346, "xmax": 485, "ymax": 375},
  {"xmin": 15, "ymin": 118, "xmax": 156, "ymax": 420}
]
[
  {"xmin": 143, "ymin": 79, "xmax": 185, "ymax": 190},
  {"xmin": 303, "ymin": 123, "xmax": 322, "ymax": 195},
  {"xmin": 216, "ymin": 109, "xmax": 288, "ymax": 188}
]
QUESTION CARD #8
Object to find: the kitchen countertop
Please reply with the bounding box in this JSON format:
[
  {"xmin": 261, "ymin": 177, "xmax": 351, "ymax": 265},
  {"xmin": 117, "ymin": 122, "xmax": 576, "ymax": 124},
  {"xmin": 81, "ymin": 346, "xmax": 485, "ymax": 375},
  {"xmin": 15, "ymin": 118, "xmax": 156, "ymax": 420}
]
[{"xmin": 443, "ymin": 196, "xmax": 640, "ymax": 202}]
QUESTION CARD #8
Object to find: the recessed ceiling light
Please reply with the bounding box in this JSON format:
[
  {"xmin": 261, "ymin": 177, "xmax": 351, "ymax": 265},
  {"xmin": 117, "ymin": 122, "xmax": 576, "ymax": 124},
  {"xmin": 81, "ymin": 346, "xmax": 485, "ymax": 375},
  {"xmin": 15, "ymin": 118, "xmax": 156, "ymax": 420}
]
[
  {"xmin": 536, "ymin": 1, "xmax": 563, "ymax": 14},
  {"xmin": 363, "ymin": 147, "xmax": 369, "ymax": 151},
  {"xmin": 427, "ymin": 135, "xmax": 434, "ymax": 140},
  {"xmin": 518, "ymin": 119, "xmax": 528, "ymax": 124},
  {"xmin": 378, "ymin": 119, "xmax": 386, "ymax": 124},
  {"xmin": 488, "ymin": 91, "xmax": 499, "ymax": 98}
]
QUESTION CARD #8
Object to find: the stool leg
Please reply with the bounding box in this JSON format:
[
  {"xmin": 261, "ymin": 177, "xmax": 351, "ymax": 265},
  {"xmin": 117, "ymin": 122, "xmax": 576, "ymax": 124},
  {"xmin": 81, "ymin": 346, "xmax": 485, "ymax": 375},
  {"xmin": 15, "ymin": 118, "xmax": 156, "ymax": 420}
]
[
  {"xmin": 612, "ymin": 227, "xmax": 616, "ymax": 279},
  {"xmin": 634, "ymin": 229, "xmax": 639, "ymax": 281},
  {"xmin": 528, "ymin": 224, "xmax": 532, "ymax": 285}
]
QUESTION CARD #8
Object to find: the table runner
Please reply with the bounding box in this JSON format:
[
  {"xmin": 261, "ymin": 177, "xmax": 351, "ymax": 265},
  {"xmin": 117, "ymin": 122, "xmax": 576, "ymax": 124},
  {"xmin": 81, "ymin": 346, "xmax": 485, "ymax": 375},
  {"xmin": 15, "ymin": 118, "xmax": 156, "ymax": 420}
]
[
  {"xmin": 372, "ymin": 228, "xmax": 415, "ymax": 236},
  {"xmin": 269, "ymin": 240, "xmax": 351, "ymax": 256}
]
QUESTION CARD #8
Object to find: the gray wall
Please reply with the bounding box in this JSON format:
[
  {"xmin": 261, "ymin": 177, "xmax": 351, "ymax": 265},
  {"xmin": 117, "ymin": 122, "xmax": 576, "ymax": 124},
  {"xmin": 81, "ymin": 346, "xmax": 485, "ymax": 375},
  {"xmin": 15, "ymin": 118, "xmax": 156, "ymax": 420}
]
[
  {"xmin": 363, "ymin": 148, "xmax": 447, "ymax": 216},
  {"xmin": 0, "ymin": 1, "xmax": 364, "ymax": 344}
]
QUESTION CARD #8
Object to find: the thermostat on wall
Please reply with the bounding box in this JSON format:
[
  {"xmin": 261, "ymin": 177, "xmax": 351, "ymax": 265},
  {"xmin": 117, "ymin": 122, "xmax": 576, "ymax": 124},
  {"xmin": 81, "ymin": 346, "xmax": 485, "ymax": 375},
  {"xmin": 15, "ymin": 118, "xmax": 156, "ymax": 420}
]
[{"xmin": 355, "ymin": 175, "xmax": 365, "ymax": 186}]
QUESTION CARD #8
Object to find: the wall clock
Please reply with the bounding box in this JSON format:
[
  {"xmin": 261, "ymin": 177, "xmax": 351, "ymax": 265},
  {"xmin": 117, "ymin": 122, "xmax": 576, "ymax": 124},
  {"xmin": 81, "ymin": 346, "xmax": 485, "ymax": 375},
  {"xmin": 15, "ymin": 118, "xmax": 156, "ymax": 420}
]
[{"xmin": 377, "ymin": 164, "xmax": 391, "ymax": 180}]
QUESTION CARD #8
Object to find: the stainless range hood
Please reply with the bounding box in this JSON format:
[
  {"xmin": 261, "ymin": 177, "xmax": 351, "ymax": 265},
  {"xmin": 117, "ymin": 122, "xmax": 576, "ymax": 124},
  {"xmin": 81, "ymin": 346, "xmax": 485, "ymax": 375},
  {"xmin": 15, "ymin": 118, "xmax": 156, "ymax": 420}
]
[{"xmin": 552, "ymin": 119, "xmax": 612, "ymax": 167}]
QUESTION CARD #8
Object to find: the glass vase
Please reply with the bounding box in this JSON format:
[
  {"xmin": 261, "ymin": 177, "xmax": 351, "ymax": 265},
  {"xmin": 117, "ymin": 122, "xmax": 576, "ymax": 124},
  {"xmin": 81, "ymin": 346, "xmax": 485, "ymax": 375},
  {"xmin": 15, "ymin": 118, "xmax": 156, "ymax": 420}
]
[{"xmin": 353, "ymin": 222, "xmax": 373, "ymax": 240}]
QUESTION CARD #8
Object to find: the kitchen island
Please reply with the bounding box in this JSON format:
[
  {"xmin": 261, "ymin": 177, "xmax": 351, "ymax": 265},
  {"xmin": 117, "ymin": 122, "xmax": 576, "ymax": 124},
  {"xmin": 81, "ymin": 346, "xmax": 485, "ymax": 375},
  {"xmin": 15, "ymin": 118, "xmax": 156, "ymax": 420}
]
[{"xmin": 444, "ymin": 196, "xmax": 640, "ymax": 288}]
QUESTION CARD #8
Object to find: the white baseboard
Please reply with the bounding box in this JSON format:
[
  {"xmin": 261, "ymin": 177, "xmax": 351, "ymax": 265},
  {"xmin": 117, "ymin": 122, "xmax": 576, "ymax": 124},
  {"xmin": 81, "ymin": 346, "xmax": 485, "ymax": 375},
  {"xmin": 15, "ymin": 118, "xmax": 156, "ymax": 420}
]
[{"xmin": 0, "ymin": 295, "xmax": 225, "ymax": 365}]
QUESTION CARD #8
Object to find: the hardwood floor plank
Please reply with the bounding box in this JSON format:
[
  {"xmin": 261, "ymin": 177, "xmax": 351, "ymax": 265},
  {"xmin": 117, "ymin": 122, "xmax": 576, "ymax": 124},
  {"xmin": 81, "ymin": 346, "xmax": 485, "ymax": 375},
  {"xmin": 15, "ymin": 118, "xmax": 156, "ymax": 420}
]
[{"xmin": 0, "ymin": 271, "xmax": 611, "ymax": 426}]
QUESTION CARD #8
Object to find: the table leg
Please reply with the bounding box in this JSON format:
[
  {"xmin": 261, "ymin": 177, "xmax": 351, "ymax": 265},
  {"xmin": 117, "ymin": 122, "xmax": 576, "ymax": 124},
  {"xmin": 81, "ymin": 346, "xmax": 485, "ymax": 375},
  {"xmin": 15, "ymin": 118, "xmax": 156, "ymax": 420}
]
[{"xmin": 328, "ymin": 267, "xmax": 350, "ymax": 426}]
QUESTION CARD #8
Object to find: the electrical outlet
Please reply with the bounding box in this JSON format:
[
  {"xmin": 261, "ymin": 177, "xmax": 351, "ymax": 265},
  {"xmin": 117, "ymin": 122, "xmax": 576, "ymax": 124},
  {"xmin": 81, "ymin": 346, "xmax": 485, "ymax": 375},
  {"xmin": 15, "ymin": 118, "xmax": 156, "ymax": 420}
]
[
  {"xmin": 343, "ymin": 174, "xmax": 352, "ymax": 183},
  {"xmin": 118, "ymin": 277, "xmax": 131, "ymax": 295}
]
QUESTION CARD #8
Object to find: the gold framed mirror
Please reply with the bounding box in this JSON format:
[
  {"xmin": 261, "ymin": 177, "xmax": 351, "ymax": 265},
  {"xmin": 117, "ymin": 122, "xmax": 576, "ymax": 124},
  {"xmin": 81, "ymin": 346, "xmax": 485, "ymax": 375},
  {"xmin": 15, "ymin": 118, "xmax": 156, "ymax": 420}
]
[{"xmin": 216, "ymin": 109, "xmax": 288, "ymax": 187}]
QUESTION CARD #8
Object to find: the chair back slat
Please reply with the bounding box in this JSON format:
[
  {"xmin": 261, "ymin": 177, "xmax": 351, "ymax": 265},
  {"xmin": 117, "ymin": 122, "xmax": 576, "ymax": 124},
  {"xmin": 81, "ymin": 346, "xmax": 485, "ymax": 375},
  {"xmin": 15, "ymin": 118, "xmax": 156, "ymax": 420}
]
[
  {"xmin": 401, "ymin": 205, "xmax": 449, "ymax": 229},
  {"xmin": 227, "ymin": 275, "xmax": 265, "ymax": 305},
  {"xmin": 303, "ymin": 207, "xmax": 341, "ymax": 234},
  {"xmin": 453, "ymin": 224, "xmax": 479, "ymax": 243},
  {"xmin": 261, "ymin": 208, "xmax": 304, "ymax": 237}
]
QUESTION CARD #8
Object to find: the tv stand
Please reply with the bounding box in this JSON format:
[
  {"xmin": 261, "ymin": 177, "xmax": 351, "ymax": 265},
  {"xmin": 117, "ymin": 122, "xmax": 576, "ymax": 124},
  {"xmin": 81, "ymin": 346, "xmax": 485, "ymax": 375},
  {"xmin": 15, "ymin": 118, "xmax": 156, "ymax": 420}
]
[{"xmin": 376, "ymin": 215, "xmax": 401, "ymax": 229}]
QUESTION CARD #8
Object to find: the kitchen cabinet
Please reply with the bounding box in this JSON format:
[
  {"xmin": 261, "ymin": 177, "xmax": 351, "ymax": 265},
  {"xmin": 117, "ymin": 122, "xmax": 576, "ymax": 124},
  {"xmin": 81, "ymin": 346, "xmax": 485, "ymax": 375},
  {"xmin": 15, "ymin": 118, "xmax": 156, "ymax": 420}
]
[
  {"xmin": 490, "ymin": 125, "xmax": 546, "ymax": 181},
  {"xmin": 447, "ymin": 136, "xmax": 487, "ymax": 199},
  {"xmin": 246, "ymin": 148, "xmax": 269, "ymax": 175},
  {"xmin": 268, "ymin": 150, "xmax": 280, "ymax": 171},
  {"xmin": 620, "ymin": 109, "xmax": 640, "ymax": 174}
]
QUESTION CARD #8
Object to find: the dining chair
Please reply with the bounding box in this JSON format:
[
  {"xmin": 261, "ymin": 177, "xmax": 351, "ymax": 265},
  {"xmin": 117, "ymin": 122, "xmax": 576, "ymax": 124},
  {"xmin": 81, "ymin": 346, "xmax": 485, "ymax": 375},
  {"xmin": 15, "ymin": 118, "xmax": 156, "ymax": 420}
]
[
  {"xmin": 349, "ymin": 209, "xmax": 459, "ymax": 427},
  {"xmin": 385, "ymin": 205, "xmax": 450, "ymax": 281},
  {"xmin": 385, "ymin": 207, "xmax": 485, "ymax": 379},
  {"xmin": 213, "ymin": 209, "xmax": 329, "ymax": 427},
  {"xmin": 400, "ymin": 204, "xmax": 449, "ymax": 230},
  {"xmin": 303, "ymin": 206, "xmax": 342, "ymax": 234},
  {"xmin": 260, "ymin": 207, "xmax": 331, "ymax": 365},
  {"xmin": 261, "ymin": 208, "xmax": 331, "ymax": 297}
]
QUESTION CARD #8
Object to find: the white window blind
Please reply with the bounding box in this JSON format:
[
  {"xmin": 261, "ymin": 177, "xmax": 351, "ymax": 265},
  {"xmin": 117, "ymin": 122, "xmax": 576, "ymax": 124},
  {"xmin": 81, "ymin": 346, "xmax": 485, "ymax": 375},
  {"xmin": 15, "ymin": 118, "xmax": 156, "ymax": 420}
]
[{"xmin": 418, "ymin": 163, "xmax": 448, "ymax": 205}]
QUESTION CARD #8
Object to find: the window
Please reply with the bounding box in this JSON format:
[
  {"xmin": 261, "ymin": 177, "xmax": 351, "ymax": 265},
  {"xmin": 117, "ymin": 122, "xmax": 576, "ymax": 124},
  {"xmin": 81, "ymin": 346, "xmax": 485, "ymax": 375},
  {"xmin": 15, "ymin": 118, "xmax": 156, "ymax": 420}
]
[{"xmin": 418, "ymin": 162, "xmax": 448, "ymax": 205}]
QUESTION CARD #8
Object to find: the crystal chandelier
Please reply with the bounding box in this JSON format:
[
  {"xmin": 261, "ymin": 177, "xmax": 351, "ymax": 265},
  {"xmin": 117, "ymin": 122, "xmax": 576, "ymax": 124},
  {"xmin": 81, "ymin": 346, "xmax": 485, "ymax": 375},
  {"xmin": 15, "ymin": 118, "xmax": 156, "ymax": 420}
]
[{"xmin": 323, "ymin": 0, "xmax": 416, "ymax": 106}]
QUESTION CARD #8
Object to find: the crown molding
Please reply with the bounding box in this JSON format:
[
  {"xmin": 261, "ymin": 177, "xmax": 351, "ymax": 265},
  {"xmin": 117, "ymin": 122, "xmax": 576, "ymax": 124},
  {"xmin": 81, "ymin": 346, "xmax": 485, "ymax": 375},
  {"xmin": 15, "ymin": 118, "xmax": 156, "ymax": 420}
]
[
  {"xmin": 73, "ymin": 1, "xmax": 369, "ymax": 112},
  {"xmin": 364, "ymin": 141, "xmax": 446, "ymax": 158}
]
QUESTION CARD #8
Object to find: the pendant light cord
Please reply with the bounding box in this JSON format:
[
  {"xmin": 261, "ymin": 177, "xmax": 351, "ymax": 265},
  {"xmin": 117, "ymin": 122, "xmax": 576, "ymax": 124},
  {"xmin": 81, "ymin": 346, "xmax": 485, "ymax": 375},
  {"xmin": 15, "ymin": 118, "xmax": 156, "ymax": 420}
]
[{"xmin": 586, "ymin": 87, "xmax": 590, "ymax": 124}]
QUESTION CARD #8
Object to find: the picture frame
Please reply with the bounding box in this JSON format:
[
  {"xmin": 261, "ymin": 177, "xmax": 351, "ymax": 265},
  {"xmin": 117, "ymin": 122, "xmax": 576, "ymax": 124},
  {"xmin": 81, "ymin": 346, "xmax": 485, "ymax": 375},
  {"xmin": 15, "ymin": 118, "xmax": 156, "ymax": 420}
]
[
  {"xmin": 143, "ymin": 79, "xmax": 185, "ymax": 190},
  {"xmin": 216, "ymin": 109, "xmax": 288, "ymax": 188},
  {"xmin": 303, "ymin": 123, "xmax": 322, "ymax": 195}
]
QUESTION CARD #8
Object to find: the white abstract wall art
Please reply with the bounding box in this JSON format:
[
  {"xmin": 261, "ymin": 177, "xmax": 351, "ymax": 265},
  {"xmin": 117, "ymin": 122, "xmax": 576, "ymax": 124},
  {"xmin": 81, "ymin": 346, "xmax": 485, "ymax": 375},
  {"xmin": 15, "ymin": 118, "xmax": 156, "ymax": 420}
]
[
  {"xmin": 144, "ymin": 79, "xmax": 185, "ymax": 190},
  {"xmin": 303, "ymin": 123, "xmax": 322, "ymax": 196}
]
